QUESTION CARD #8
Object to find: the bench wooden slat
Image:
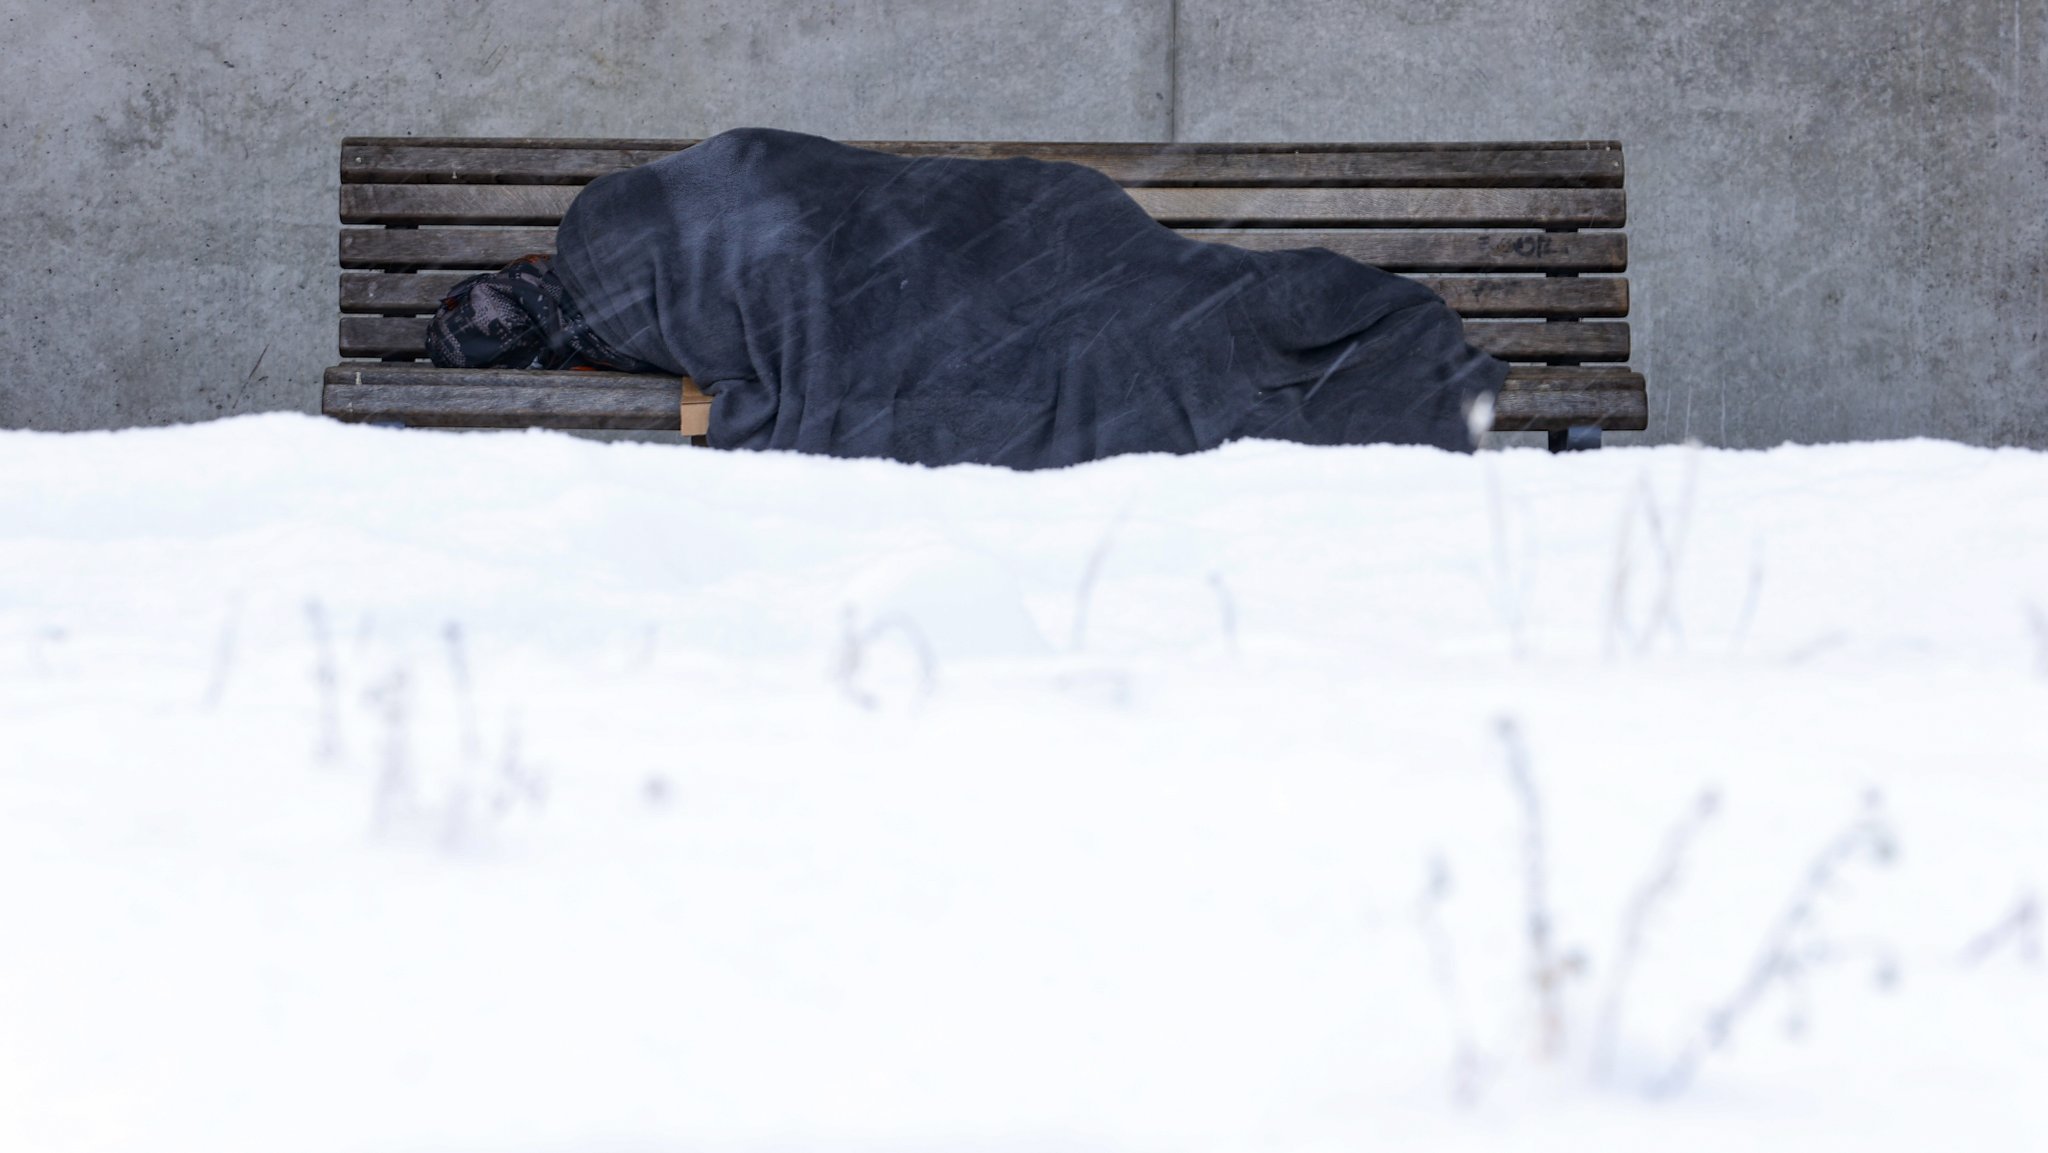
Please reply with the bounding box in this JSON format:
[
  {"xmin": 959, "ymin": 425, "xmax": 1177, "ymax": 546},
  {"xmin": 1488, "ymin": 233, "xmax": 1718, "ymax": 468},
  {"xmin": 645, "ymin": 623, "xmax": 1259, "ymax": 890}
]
[
  {"xmin": 1472, "ymin": 321, "xmax": 1630, "ymax": 361},
  {"xmin": 341, "ymin": 183, "xmax": 1625, "ymax": 228},
  {"xmin": 337, "ymin": 316, "xmax": 428, "ymax": 357},
  {"xmin": 341, "ymin": 185, "xmax": 574, "ymax": 226},
  {"xmin": 1498, "ymin": 367, "xmax": 1645, "ymax": 391},
  {"xmin": 340, "ymin": 271, "xmax": 469, "ymax": 313},
  {"xmin": 1137, "ymin": 187, "xmax": 1623, "ymax": 227},
  {"xmin": 343, "ymin": 271, "xmax": 1630, "ymax": 320},
  {"xmin": 1422, "ymin": 277, "xmax": 1627, "ymax": 318},
  {"xmin": 341, "ymin": 227, "xmax": 560, "ymax": 270},
  {"xmin": 1189, "ymin": 230, "xmax": 1626, "ymax": 272},
  {"xmin": 322, "ymin": 365, "xmax": 708, "ymax": 433},
  {"xmin": 348, "ymin": 136, "xmax": 1622, "ymax": 153},
  {"xmin": 341, "ymin": 315, "xmax": 1629, "ymax": 363},
  {"xmin": 343, "ymin": 142, "xmax": 1623, "ymax": 188},
  {"xmin": 321, "ymin": 363, "xmax": 1644, "ymax": 434},
  {"xmin": 341, "ymin": 226, "xmax": 1628, "ymax": 273},
  {"xmin": 1491, "ymin": 384, "xmax": 1647, "ymax": 431}
]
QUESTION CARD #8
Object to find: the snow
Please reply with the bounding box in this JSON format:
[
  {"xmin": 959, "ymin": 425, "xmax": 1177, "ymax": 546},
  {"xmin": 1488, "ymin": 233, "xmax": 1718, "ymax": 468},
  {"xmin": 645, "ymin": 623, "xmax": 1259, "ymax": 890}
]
[{"xmin": 1, "ymin": 414, "xmax": 2044, "ymax": 1153}]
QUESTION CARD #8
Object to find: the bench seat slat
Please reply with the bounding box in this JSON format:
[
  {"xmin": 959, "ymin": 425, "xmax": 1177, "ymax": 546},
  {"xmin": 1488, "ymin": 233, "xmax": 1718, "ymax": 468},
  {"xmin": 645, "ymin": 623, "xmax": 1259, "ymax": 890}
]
[
  {"xmin": 1189, "ymin": 230, "xmax": 1626, "ymax": 272},
  {"xmin": 1497, "ymin": 367, "xmax": 1644, "ymax": 392},
  {"xmin": 1426, "ymin": 277, "xmax": 1627, "ymax": 319},
  {"xmin": 342, "ymin": 271, "xmax": 1630, "ymax": 320},
  {"xmin": 341, "ymin": 183, "xmax": 1625, "ymax": 229},
  {"xmin": 1491, "ymin": 382, "xmax": 1647, "ymax": 431},
  {"xmin": 322, "ymin": 366, "xmax": 706, "ymax": 432},
  {"xmin": 341, "ymin": 227, "xmax": 1628, "ymax": 274},
  {"xmin": 1474, "ymin": 321, "xmax": 1630, "ymax": 361},
  {"xmin": 347, "ymin": 136, "xmax": 1622, "ymax": 153},
  {"xmin": 321, "ymin": 364, "xmax": 1644, "ymax": 434},
  {"xmin": 343, "ymin": 142, "xmax": 1623, "ymax": 188},
  {"xmin": 341, "ymin": 227, "xmax": 560, "ymax": 270},
  {"xmin": 1135, "ymin": 187, "xmax": 1623, "ymax": 228},
  {"xmin": 341, "ymin": 316, "xmax": 1629, "ymax": 363}
]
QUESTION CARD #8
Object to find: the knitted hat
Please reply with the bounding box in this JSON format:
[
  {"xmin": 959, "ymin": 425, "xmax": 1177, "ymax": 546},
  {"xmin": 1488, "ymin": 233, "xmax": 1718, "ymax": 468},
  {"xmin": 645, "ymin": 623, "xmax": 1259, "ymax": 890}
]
[{"xmin": 425, "ymin": 254, "xmax": 656, "ymax": 372}]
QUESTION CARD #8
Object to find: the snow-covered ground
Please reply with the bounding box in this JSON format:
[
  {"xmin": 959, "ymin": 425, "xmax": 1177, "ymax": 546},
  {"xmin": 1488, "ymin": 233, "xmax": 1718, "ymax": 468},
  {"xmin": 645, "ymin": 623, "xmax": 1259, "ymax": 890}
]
[{"xmin": 1, "ymin": 414, "xmax": 2044, "ymax": 1153}]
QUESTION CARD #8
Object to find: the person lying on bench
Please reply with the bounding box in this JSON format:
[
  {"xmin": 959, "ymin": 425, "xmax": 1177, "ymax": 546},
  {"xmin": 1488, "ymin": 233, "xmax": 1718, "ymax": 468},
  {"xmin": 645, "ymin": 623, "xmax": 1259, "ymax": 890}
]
[{"xmin": 426, "ymin": 127, "xmax": 1506, "ymax": 469}]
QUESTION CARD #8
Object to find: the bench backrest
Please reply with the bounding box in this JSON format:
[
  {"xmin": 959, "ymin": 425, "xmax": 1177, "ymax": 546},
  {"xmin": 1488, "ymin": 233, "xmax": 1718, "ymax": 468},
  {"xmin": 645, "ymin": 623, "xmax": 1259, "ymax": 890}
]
[{"xmin": 335, "ymin": 138, "xmax": 1639, "ymax": 433}]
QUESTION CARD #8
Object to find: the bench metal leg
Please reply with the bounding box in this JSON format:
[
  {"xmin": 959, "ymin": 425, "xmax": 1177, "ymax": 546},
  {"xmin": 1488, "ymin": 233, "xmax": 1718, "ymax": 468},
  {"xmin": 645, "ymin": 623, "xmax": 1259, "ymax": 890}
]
[{"xmin": 1548, "ymin": 425, "xmax": 1602, "ymax": 453}]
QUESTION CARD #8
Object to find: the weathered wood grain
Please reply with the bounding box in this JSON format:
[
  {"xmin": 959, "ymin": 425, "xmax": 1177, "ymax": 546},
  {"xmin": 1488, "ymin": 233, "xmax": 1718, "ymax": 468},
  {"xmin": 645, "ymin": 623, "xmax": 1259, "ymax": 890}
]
[
  {"xmin": 321, "ymin": 364, "xmax": 1642, "ymax": 433},
  {"xmin": 343, "ymin": 141, "xmax": 1623, "ymax": 188},
  {"xmin": 340, "ymin": 315, "xmax": 1629, "ymax": 363},
  {"xmin": 1467, "ymin": 321, "xmax": 1630, "ymax": 362},
  {"xmin": 343, "ymin": 271, "xmax": 1630, "ymax": 320},
  {"xmin": 341, "ymin": 184, "xmax": 578, "ymax": 226},
  {"xmin": 339, "ymin": 272, "xmax": 472, "ymax": 314},
  {"xmin": 1495, "ymin": 367, "xmax": 1645, "ymax": 392},
  {"xmin": 1414, "ymin": 277, "xmax": 1628, "ymax": 318},
  {"xmin": 321, "ymin": 365, "xmax": 710, "ymax": 433},
  {"xmin": 347, "ymin": 137, "xmax": 1623, "ymax": 153},
  {"xmin": 341, "ymin": 183, "xmax": 1625, "ymax": 228},
  {"xmin": 340, "ymin": 226, "xmax": 1628, "ymax": 273},
  {"xmin": 1491, "ymin": 385, "xmax": 1648, "ymax": 431},
  {"xmin": 340, "ymin": 227, "xmax": 560, "ymax": 270},
  {"xmin": 1186, "ymin": 229, "xmax": 1628, "ymax": 272},
  {"xmin": 1131, "ymin": 187, "xmax": 1624, "ymax": 227},
  {"xmin": 338, "ymin": 317, "xmax": 431, "ymax": 358}
]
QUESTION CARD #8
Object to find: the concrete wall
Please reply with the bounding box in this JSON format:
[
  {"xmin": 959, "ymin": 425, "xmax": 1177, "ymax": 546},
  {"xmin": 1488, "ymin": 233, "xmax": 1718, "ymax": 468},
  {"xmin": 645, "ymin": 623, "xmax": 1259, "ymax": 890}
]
[{"xmin": 3, "ymin": 0, "xmax": 2043, "ymax": 447}]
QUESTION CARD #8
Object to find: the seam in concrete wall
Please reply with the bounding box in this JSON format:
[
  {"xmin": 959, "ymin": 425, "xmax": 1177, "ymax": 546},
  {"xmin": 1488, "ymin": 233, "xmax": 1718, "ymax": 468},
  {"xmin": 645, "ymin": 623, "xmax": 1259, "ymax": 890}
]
[{"xmin": 1168, "ymin": 0, "xmax": 1180, "ymax": 141}]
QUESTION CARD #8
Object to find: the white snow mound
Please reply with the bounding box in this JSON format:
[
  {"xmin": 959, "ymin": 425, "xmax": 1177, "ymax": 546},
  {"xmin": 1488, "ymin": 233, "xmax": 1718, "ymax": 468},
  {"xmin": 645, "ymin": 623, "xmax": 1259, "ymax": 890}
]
[{"xmin": 1, "ymin": 414, "xmax": 2044, "ymax": 1153}]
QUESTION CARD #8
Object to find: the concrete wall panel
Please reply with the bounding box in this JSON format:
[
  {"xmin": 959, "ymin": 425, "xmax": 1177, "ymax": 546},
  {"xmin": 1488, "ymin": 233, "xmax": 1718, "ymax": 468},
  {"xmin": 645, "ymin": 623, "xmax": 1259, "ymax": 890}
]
[
  {"xmin": 1177, "ymin": 0, "xmax": 2048, "ymax": 446},
  {"xmin": 0, "ymin": 0, "xmax": 1170, "ymax": 430}
]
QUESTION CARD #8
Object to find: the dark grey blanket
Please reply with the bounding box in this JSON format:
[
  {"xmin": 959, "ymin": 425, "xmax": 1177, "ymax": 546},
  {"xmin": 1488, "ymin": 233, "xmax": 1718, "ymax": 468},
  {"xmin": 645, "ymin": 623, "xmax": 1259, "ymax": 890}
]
[{"xmin": 553, "ymin": 128, "xmax": 1506, "ymax": 468}]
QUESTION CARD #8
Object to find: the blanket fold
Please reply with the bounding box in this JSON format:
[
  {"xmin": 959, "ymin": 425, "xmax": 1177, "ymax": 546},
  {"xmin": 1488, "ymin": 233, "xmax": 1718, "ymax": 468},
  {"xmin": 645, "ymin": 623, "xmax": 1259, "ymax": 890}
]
[{"xmin": 554, "ymin": 128, "xmax": 1505, "ymax": 467}]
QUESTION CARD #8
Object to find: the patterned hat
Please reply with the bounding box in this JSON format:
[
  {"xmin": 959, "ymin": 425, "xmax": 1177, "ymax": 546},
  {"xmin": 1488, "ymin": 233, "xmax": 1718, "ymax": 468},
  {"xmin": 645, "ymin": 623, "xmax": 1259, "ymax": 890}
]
[{"xmin": 425, "ymin": 254, "xmax": 657, "ymax": 372}]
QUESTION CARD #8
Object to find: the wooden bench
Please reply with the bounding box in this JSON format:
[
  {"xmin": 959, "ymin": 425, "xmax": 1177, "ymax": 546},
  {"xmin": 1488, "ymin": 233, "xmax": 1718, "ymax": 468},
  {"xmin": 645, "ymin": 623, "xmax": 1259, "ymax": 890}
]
[{"xmin": 325, "ymin": 137, "xmax": 1644, "ymax": 452}]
